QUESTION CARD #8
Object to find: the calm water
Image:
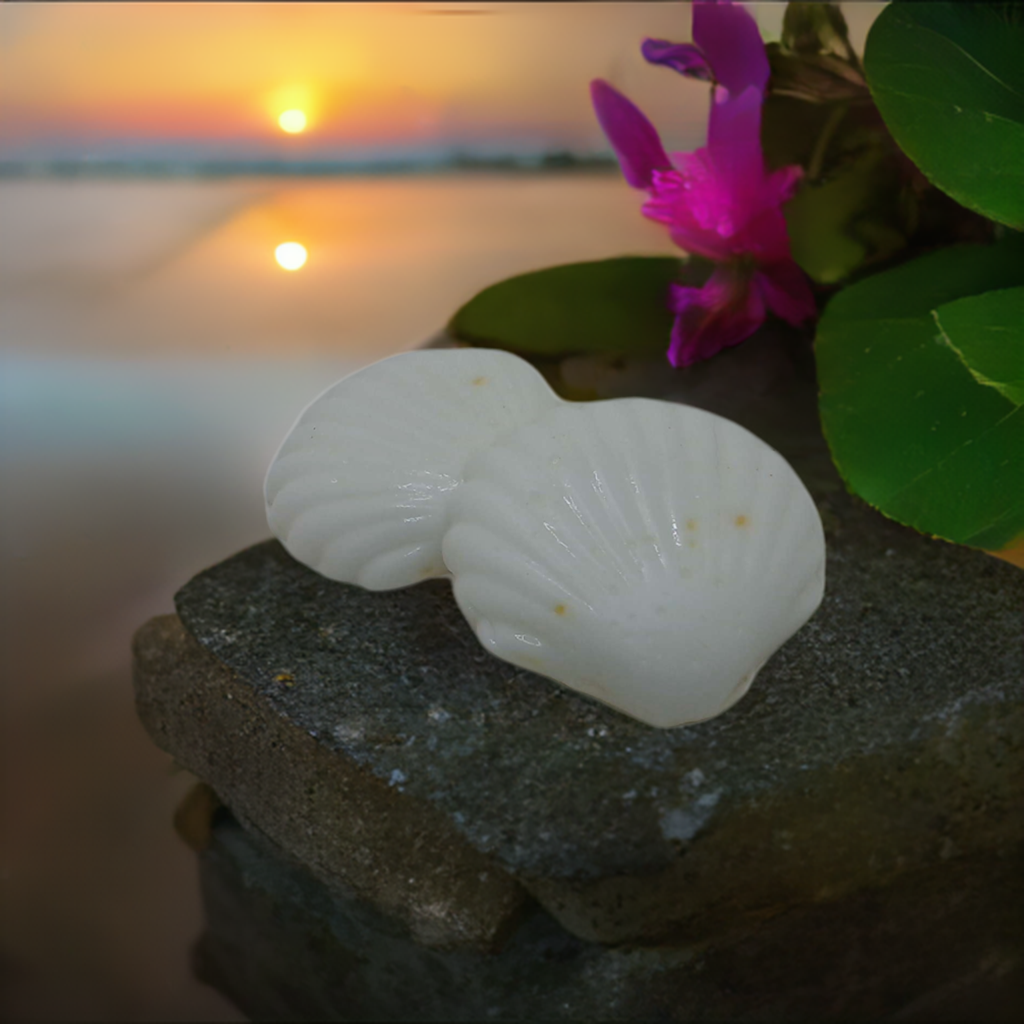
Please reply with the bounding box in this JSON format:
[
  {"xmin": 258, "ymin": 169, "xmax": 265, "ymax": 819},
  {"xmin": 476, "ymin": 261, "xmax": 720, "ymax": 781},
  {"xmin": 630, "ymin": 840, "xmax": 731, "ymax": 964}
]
[
  {"xmin": 0, "ymin": 173, "xmax": 676, "ymax": 1019},
  {"xmin": 0, "ymin": 174, "xmax": 676, "ymax": 358},
  {"xmin": 0, "ymin": 173, "xmax": 678, "ymax": 689}
]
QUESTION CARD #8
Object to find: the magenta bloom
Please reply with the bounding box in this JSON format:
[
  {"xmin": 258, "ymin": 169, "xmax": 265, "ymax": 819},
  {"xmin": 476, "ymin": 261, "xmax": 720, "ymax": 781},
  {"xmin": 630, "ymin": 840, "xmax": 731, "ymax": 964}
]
[{"xmin": 591, "ymin": 0, "xmax": 815, "ymax": 367}]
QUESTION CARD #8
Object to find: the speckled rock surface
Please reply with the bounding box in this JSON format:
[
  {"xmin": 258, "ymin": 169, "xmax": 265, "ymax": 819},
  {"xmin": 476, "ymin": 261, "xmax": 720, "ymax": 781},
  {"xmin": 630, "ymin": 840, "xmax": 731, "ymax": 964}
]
[
  {"xmin": 133, "ymin": 482, "xmax": 1024, "ymax": 948},
  {"xmin": 133, "ymin": 615, "xmax": 527, "ymax": 953}
]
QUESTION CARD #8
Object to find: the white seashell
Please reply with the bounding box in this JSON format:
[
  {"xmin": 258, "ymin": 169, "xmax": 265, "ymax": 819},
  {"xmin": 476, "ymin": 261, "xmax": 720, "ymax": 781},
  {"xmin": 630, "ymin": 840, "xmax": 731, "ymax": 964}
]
[
  {"xmin": 264, "ymin": 349, "xmax": 559, "ymax": 590},
  {"xmin": 442, "ymin": 398, "xmax": 825, "ymax": 728},
  {"xmin": 265, "ymin": 349, "xmax": 826, "ymax": 727}
]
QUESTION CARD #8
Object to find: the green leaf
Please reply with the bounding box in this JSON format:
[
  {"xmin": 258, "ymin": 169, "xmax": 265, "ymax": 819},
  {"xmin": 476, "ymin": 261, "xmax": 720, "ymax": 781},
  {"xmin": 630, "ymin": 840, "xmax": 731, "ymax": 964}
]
[
  {"xmin": 448, "ymin": 256, "xmax": 699, "ymax": 358},
  {"xmin": 934, "ymin": 286, "xmax": 1024, "ymax": 406},
  {"xmin": 864, "ymin": 1, "xmax": 1024, "ymax": 228},
  {"xmin": 816, "ymin": 235, "xmax": 1024, "ymax": 550},
  {"xmin": 784, "ymin": 144, "xmax": 907, "ymax": 284}
]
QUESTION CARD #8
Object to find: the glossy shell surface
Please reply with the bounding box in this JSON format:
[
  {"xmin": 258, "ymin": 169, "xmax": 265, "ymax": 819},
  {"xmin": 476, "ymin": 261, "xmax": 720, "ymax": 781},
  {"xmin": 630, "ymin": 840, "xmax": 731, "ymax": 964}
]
[
  {"xmin": 265, "ymin": 350, "xmax": 826, "ymax": 727},
  {"xmin": 442, "ymin": 399, "xmax": 825, "ymax": 727},
  {"xmin": 265, "ymin": 349, "xmax": 558, "ymax": 590}
]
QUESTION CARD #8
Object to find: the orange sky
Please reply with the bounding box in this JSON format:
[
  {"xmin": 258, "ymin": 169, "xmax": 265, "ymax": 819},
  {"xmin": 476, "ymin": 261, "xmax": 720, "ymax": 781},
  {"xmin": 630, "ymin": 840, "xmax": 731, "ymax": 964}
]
[
  {"xmin": 0, "ymin": 3, "xmax": 884, "ymax": 160},
  {"xmin": 0, "ymin": 3, "xmax": 709, "ymax": 157}
]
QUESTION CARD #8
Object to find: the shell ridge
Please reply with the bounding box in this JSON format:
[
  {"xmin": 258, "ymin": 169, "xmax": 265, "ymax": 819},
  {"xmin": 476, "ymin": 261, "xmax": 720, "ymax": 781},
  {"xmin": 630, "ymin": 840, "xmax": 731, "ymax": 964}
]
[
  {"xmin": 269, "ymin": 457, "xmax": 456, "ymax": 500},
  {"xmin": 452, "ymin": 574, "xmax": 568, "ymax": 650},
  {"xmin": 560, "ymin": 482, "xmax": 643, "ymax": 586},
  {"xmin": 750, "ymin": 460, "xmax": 800, "ymax": 587},
  {"xmin": 717, "ymin": 441, "xmax": 783, "ymax": 619},
  {"xmin": 269, "ymin": 489, "xmax": 437, "ymax": 538},
  {"xmin": 322, "ymin": 391, "xmax": 481, "ymax": 446},
  {"xmin": 622, "ymin": 403, "xmax": 673, "ymax": 574},
  {"xmin": 320, "ymin": 515, "xmax": 439, "ymax": 574},
  {"xmin": 286, "ymin": 513, "xmax": 396, "ymax": 571},
  {"xmin": 599, "ymin": 405, "xmax": 663, "ymax": 559},
  {"xmin": 562, "ymin": 407, "xmax": 650, "ymax": 584},
  {"xmin": 587, "ymin": 407, "xmax": 656, "ymax": 581},
  {"xmin": 717, "ymin": 428, "xmax": 754, "ymax": 590},
  {"xmin": 443, "ymin": 521, "xmax": 595, "ymax": 609},
  {"xmin": 663, "ymin": 413, "xmax": 697, "ymax": 581},
  {"xmin": 356, "ymin": 542, "xmax": 439, "ymax": 589},
  {"xmin": 636, "ymin": 404, "xmax": 679, "ymax": 571},
  {"xmin": 269, "ymin": 474, "xmax": 432, "ymax": 511},
  {"xmin": 275, "ymin": 503, "xmax": 356, "ymax": 566},
  {"xmin": 657, "ymin": 409, "xmax": 687, "ymax": 559},
  {"xmin": 456, "ymin": 449, "xmax": 619, "ymax": 593},
  {"xmin": 676, "ymin": 412, "xmax": 718, "ymax": 583},
  {"xmin": 748, "ymin": 454, "xmax": 818, "ymax": 600}
]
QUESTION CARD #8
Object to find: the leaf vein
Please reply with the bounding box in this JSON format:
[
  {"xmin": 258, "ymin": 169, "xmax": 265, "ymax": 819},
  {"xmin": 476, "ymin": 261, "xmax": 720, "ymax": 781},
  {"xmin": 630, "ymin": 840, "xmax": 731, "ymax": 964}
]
[{"xmin": 881, "ymin": 405, "xmax": 1022, "ymax": 505}]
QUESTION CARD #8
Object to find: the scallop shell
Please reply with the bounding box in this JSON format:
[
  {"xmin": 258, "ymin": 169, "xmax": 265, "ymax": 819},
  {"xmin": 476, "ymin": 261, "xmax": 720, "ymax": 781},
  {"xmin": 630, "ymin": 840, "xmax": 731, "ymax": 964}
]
[
  {"xmin": 442, "ymin": 398, "xmax": 825, "ymax": 728},
  {"xmin": 265, "ymin": 349, "xmax": 558, "ymax": 590}
]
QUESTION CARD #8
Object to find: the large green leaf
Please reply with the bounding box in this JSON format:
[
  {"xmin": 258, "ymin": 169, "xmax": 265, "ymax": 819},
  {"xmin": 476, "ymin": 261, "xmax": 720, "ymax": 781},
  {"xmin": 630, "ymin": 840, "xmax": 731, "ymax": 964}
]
[
  {"xmin": 934, "ymin": 286, "xmax": 1024, "ymax": 406},
  {"xmin": 864, "ymin": 2, "xmax": 1024, "ymax": 228},
  {"xmin": 816, "ymin": 235, "xmax": 1024, "ymax": 550},
  {"xmin": 448, "ymin": 256, "xmax": 696, "ymax": 358}
]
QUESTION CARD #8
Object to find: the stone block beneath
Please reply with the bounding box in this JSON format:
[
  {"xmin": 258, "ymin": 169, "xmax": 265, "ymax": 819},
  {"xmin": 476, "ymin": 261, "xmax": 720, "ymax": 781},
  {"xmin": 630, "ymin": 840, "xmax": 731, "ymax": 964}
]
[{"xmin": 193, "ymin": 802, "xmax": 1024, "ymax": 1021}]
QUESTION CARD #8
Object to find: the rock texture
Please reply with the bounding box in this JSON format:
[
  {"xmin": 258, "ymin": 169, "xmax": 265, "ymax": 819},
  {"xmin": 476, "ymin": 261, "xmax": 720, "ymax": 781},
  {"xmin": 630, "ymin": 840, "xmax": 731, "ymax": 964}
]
[
  {"xmin": 133, "ymin": 484, "xmax": 1024, "ymax": 950},
  {"xmin": 192, "ymin": 801, "xmax": 1024, "ymax": 1021},
  {"xmin": 133, "ymin": 614, "xmax": 526, "ymax": 953}
]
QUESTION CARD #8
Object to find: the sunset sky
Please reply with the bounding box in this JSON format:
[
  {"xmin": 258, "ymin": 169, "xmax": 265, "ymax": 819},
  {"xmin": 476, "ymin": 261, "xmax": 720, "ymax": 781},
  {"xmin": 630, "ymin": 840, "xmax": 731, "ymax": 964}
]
[{"xmin": 0, "ymin": 3, "xmax": 884, "ymax": 164}]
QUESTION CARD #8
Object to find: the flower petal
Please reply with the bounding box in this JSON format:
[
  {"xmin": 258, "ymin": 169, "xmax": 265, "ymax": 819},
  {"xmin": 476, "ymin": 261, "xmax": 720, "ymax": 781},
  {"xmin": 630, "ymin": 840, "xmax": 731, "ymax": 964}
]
[
  {"xmin": 755, "ymin": 261, "xmax": 817, "ymax": 326},
  {"xmin": 707, "ymin": 84, "xmax": 765, "ymax": 204},
  {"xmin": 641, "ymin": 38, "xmax": 714, "ymax": 81},
  {"xmin": 667, "ymin": 265, "xmax": 766, "ymax": 367},
  {"xmin": 590, "ymin": 79, "xmax": 671, "ymax": 190},
  {"xmin": 692, "ymin": 0, "xmax": 770, "ymax": 98},
  {"xmin": 732, "ymin": 207, "xmax": 793, "ymax": 263},
  {"xmin": 643, "ymin": 161, "xmax": 737, "ymax": 260}
]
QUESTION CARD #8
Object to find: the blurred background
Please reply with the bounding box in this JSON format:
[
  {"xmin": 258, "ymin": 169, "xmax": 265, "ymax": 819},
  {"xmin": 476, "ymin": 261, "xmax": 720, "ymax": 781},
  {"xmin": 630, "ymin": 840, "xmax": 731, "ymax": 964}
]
[{"xmin": 0, "ymin": 3, "xmax": 883, "ymax": 1019}]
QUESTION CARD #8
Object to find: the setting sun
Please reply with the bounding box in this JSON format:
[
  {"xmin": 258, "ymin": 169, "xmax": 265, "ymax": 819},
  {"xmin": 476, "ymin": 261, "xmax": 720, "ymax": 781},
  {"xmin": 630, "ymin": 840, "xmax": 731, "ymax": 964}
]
[
  {"xmin": 275, "ymin": 242, "xmax": 308, "ymax": 271},
  {"xmin": 277, "ymin": 109, "xmax": 307, "ymax": 134}
]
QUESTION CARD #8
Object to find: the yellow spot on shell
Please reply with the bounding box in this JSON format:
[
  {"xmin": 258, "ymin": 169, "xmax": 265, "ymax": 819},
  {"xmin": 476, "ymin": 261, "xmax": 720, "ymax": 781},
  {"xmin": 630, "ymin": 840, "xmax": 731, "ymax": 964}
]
[
  {"xmin": 554, "ymin": 604, "xmax": 567, "ymax": 616},
  {"xmin": 734, "ymin": 515, "xmax": 748, "ymax": 527},
  {"xmin": 471, "ymin": 376, "xmax": 488, "ymax": 385},
  {"xmin": 686, "ymin": 519, "xmax": 698, "ymax": 531}
]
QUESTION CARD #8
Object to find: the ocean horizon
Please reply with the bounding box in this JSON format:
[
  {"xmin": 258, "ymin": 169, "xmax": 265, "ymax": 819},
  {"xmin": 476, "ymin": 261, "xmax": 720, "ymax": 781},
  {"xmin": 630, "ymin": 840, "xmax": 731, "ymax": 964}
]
[{"xmin": 0, "ymin": 146, "xmax": 622, "ymax": 180}]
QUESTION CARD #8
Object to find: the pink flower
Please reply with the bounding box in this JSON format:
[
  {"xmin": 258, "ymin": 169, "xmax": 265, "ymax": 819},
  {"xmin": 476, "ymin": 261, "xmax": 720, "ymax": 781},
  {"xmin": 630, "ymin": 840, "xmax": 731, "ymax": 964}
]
[{"xmin": 591, "ymin": 0, "xmax": 815, "ymax": 367}]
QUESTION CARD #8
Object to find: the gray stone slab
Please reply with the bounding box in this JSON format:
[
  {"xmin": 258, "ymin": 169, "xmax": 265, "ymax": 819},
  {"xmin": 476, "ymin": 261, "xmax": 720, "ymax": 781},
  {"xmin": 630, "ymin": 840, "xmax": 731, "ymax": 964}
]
[
  {"xmin": 133, "ymin": 614, "xmax": 527, "ymax": 953},
  {"xmin": 192, "ymin": 799, "xmax": 1024, "ymax": 1022},
  {"xmin": 137, "ymin": 476, "xmax": 1024, "ymax": 947}
]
